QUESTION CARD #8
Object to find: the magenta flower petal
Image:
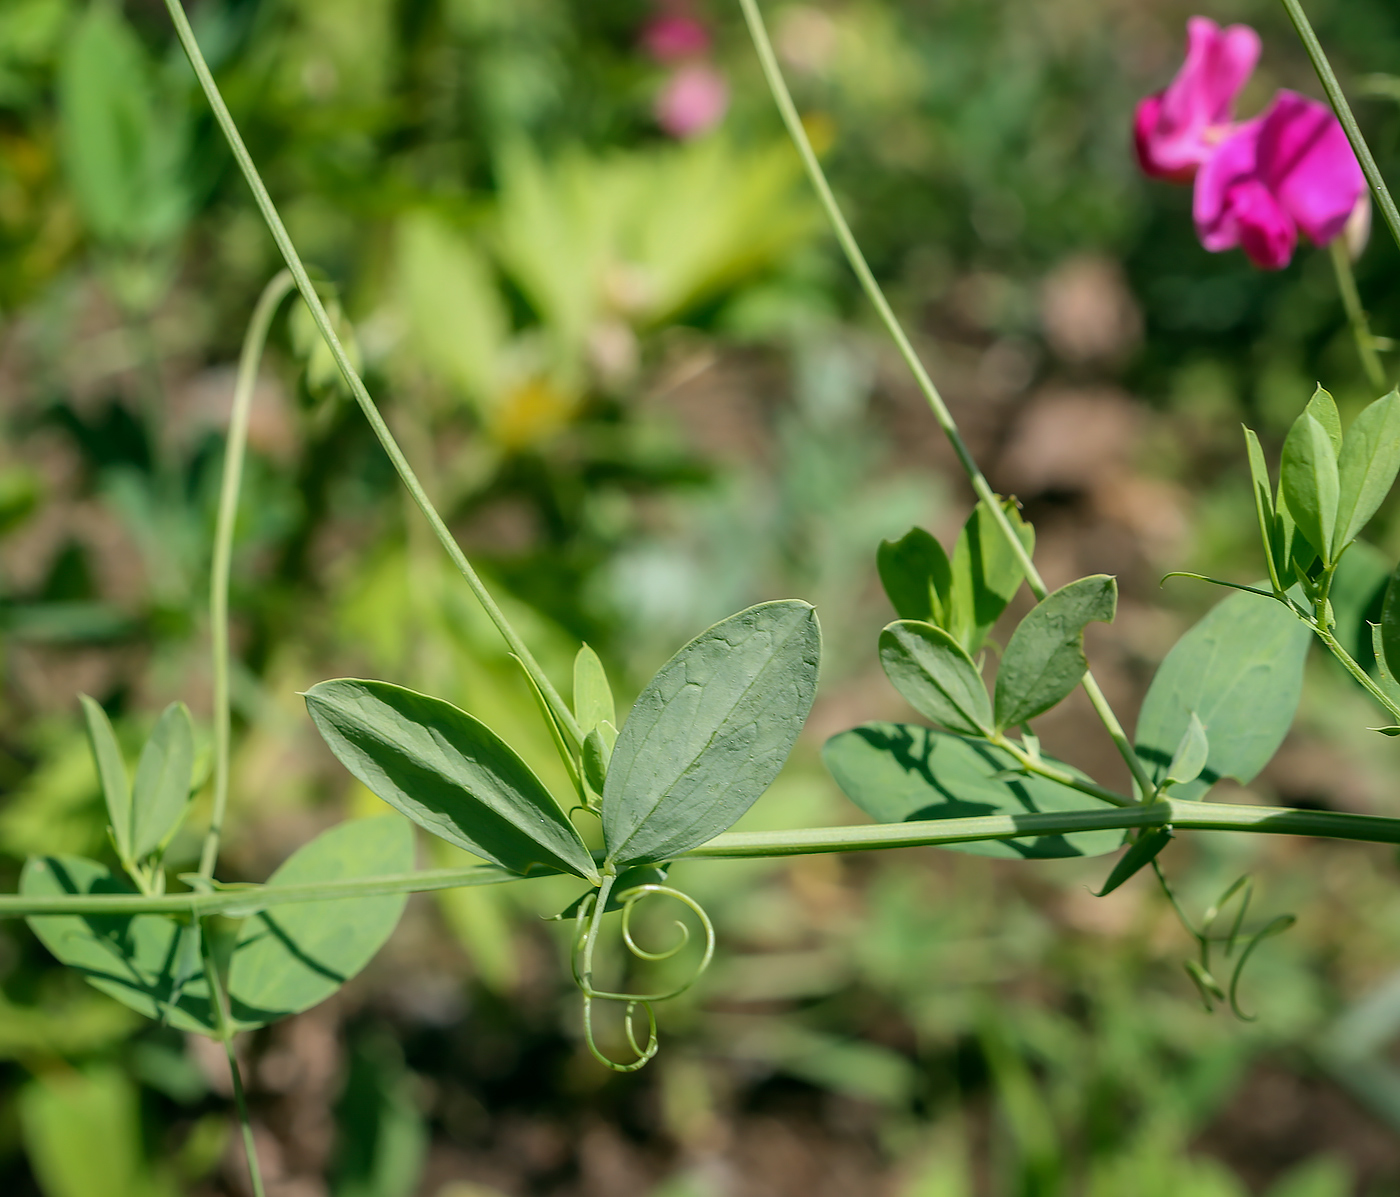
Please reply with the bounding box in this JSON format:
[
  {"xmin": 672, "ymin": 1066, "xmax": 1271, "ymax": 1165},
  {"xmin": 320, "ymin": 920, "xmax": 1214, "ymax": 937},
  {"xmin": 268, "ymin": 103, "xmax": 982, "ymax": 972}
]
[
  {"xmin": 1194, "ymin": 116, "xmax": 1264, "ymax": 251},
  {"xmin": 1255, "ymin": 90, "xmax": 1365, "ymax": 246},
  {"xmin": 642, "ymin": 15, "xmax": 711, "ymax": 63},
  {"xmin": 655, "ymin": 64, "xmax": 729, "ymax": 139},
  {"xmin": 1135, "ymin": 16, "xmax": 1261, "ymax": 180},
  {"xmin": 1231, "ymin": 179, "xmax": 1297, "ymax": 269}
]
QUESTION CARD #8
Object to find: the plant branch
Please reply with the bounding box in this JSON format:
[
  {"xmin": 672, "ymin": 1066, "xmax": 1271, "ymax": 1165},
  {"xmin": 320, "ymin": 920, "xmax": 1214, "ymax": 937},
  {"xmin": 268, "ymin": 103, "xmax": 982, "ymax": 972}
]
[
  {"xmin": 159, "ymin": 0, "xmax": 582, "ymax": 750},
  {"xmin": 201, "ymin": 930, "xmax": 266, "ymax": 1197},
  {"xmin": 1329, "ymin": 238, "xmax": 1387, "ymax": 392},
  {"xmin": 736, "ymin": 0, "xmax": 1156, "ymax": 802},
  {"xmin": 198, "ymin": 270, "xmax": 295, "ymax": 880},
  {"xmin": 1279, "ymin": 0, "xmax": 1400, "ymax": 255}
]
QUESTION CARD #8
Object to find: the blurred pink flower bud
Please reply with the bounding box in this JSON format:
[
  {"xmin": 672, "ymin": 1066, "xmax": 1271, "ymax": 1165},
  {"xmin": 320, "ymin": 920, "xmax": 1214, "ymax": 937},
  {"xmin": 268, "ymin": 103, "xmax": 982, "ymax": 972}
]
[
  {"xmin": 1134, "ymin": 16, "xmax": 1261, "ymax": 182},
  {"xmin": 642, "ymin": 15, "xmax": 711, "ymax": 63},
  {"xmin": 1194, "ymin": 91, "xmax": 1364, "ymax": 269},
  {"xmin": 655, "ymin": 63, "xmax": 729, "ymax": 139}
]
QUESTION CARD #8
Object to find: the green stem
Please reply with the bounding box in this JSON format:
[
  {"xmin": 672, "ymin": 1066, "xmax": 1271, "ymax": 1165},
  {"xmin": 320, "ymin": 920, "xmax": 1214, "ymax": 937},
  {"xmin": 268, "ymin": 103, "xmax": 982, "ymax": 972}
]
[
  {"xmin": 1279, "ymin": 0, "xmax": 1400, "ymax": 256},
  {"xmin": 198, "ymin": 271, "xmax": 296, "ymax": 881},
  {"xmin": 1312, "ymin": 620, "xmax": 1400, "ymax": 722},
  {"xmin": 11, "ymin": 799, "xmax": 1400, "ymax": 919},
  {"xmin": 736, "ymin": 0, "xmax": 1156, "ymax": 803},
  {"xmin": 1328, "ymin": 238, "xmax": 1387, "ymax": 392},
  {"xmin": 201, "ymin": 931, "xmax": 266, "ymax": 1197},
  {"xmin": 159, "ymin": 0, "xmax": 582, "ymax": 750},
  {"xmin": 993, "ymin": 735, "xmax": 1136, "ymax": 808}
]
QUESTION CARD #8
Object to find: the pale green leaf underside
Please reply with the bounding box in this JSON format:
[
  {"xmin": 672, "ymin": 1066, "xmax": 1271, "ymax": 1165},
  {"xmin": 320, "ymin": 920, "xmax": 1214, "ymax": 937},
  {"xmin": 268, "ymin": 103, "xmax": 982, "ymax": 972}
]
[
  {"xmin": 1134, "ymin": 591, "xmax": 1309, "ymax": 801},
  {"xmin": 879, "ymin": 619, "xmax": 992, "ymax": 736},
  {"xmin": 130, "ymin": 701, "xmax": 195, "ymax": 861},
  {"xmin": 823, "ymin": 723, "xmax": 1123, "ymax": 859}
]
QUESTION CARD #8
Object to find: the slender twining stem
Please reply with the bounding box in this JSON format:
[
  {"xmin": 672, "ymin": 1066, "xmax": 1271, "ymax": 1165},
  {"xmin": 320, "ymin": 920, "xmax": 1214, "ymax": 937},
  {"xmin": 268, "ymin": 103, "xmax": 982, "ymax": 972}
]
[
  {"xmin": 160, "ymin": 0, "xmax": 582, "ymax": 749},
  {"xmin": 198, "ymin": 271, "xmax": 295, "ymax": 881},
  {"xmin": 736, "ymin": 0, "xmax": 1156, "ymax": 802},
  {"xmin": 1280, "ymin": 0, "xmax": 1400, "ymax": 256},
  {"xmin": 10, "ymin": 798, "xmax": 1400, "ymax": 918},
  {"xmin": 1312, "ymin": 620, "xmax": 1400, "ymax": 722},
  {"xmin": 992, "ymin": 736, "xmax": 1136, "ymax": 808},
  {"xmin": 1328, "ymin": 238, "xmax": 1387, "ymax": 392},
  {"xmin": 201, "ymin": 932, "xmax": 266, "ymax": 1197}
]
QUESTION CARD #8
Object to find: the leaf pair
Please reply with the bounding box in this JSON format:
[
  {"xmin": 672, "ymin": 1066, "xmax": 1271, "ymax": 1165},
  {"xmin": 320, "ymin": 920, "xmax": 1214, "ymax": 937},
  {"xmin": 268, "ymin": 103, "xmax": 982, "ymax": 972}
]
[
  {"xmin": 878, "ymin": 498, "xmax": 1034, "ymax": 653},
  {"xmin": 305, "ymin": 601, "xmax": 822, "ymax": 875},
  {"xmin": 81, "ymin": 697, "xmax": 195, "ymax": 877},
  {"xmin": 879, "ymin": 575, "xmax": 1116, "ymax": 737},
  {"xmin": 1265, "ymin": 386, "xmax": 1400, "ymax": 572},
  {"xmin": 23, "ymin": 817, "xmax": 412, "ymax": 1034}
]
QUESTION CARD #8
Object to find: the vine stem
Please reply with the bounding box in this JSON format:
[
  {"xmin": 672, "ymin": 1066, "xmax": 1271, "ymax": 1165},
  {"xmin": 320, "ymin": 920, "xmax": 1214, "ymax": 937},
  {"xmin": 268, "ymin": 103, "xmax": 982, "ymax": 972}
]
[
  {"xmin": 198, "ymin": 270, "xmax": 295, "ymax": 881},
  {"xmin": 10, "ymin": 797, "xmax": 1400, "ymax": 918},
  {"xmin": 1328, "ymin": 238, "xmax": 1387, "ymax": 392},
  {"xmin": 736, "ymin": 0, "xmax": 1157, "ymax": 803},
  {"xmin": 1280, "ymin": 0, "xmax": 1400, "ymax": 257},
  {"xmin": 200, "ymin": 930, "xmax": 266, "ymax": 1197},
  {"xmin": 159, "ymin": 0, "xmax": 582, "ymax": 750}
]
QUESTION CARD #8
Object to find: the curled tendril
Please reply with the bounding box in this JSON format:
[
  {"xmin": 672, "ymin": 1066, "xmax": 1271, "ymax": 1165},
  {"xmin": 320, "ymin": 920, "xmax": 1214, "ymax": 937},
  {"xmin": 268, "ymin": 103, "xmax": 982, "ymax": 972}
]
[{"xmin": 572, "ymin": 881, "xmax": 716, "ymax": 1072}]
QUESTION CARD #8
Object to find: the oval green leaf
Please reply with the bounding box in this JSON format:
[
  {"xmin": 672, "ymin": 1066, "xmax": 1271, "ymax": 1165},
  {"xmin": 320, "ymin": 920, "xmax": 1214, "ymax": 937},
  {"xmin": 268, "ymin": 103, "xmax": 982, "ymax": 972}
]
[
  {"xmin": 130, "ymin": 701, "xmax": 195, "ymax": 860},
  {"xmin": 1281, "ymin": 411, "xmax": 1340, "ymax": 562},
  {"xmin": 304, "ymin": 679, "xmax": 597, "ymax": 881},
  {"xmin": 79, "ymin": 696, "xmax": 132, "ymax": 863},
  {"xmin": 822, "ymin": 723, "xmax": 1123, "ymax": 859},
  {"xmin": 226, "ymin": 817, "xmax": 413, "ymax": 1027},
  {"xmin": 993, "ymin": 575, "xmax": 1116, "ymax": 731},
  {"xmin": 947, "ymin": 498, "xmax": 1035, "ymax": 651},
  {"xmin": 21, "ymin": 856, "xmax": 214, "ymax": 1034},
  {"xmin": 602, "ymin": 600, "xmax": 820, "ymax": 868},
  {"xmin": 1336, "ymin": 390, "xmax": 1400, "ymax": 549},
  {"xmin": 879, "ymin": 620, "xmax": 992, "ymax": 736},
  {"xmin": 1134, "ymin": 590, "xmax": 1310, "ymax": 801},
  {"xmin": 877, "ymin": 527, "xmax": 951, "ymax": 624}
]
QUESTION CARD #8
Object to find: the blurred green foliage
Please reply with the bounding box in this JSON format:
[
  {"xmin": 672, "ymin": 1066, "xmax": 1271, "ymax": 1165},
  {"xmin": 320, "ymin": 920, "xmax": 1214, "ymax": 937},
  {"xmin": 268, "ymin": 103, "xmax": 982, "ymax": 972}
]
[{"xmin": 3, "ymin": 0, "xmax": 1400, "ymax": 1193}]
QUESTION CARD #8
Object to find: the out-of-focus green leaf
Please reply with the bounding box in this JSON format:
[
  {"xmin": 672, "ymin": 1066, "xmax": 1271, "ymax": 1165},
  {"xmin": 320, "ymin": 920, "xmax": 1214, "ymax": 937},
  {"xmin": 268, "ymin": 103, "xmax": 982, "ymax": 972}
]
[
  {"xmin": 1336, "ymin": 390, "xmax": 1400, "ymax": 548},
  {"xmin": 332, "ymin": 1033, "xmax": 427, "ymax": 1197},
  {"xmin": 993, "ymin": 575, "xmax": 1115, "ymax": 730},
  {"xmin": 1330, "ymin": 540, "xmax": 1390, "ymax": 671},
  {"xmin": 227, "ymin": 817, "xmax": 413, "ymax": 1028},
  {"xmin": 1134, "ymin": 591, "xmax": 1310, "ymax": 801},
  {"xmin": 79, "ymin": 695, "xmax": 131, "ymax": 862},
  {"xmin": 20, "ymin": 1066, "xmax": 174, "ymax": 1197},
  {"xmin": 878, "ymin": 526, "xmax": 952, "ymax": 624},
  {"xmin": 879, "ymin": 620, "xmax": 992, "ymax": 737},
  {"xmin": 57, "ymin": 4, "xmax": 187, "ymax": 248},
  {"xmin": 823, "ymin": 723, "xmax": 1123, "ymax": 859},
  {"xmin": 21, "ymin": 856, "xmax": 214, "ymax": 1034},
  {"xmin": 304, "ymin": 679, "xmax": 597, "ymax": 881},
  {"xmin": 130, "ymin": 701, "xmax": 194, "ymax": 860},
  {"xmin": 602, "ymin": 601, "xmax": 820, "ymax": 867}
]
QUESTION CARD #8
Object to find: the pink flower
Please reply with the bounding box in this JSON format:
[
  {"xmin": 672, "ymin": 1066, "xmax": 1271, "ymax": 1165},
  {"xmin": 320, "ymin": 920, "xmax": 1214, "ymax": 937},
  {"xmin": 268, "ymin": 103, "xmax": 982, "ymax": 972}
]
[
  {"xmin": 642, "ymin": 14, "xmax": 711, "ymax": 62},
  {"xmin": 655, "ymin": 63, "xmax": 729, "ymax": 139},
  {"xmin": 1134, "ymin": 16, "xmax": 1261, "ymax": 182},
  {"xmin": 1194, "ymin": 91, "xmax": 1365, "ymax": 269}
]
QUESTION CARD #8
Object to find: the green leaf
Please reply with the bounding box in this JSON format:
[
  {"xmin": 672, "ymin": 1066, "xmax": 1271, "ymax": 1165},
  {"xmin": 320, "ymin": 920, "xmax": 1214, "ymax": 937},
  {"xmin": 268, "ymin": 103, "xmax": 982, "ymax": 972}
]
[
  {"xmin": 1306, "ymin": 384, "xmax": 1343, "ymax": 453},
  {"xmin": 877, "ymin": 527, "xmax": 952, "ymax": 624},
  {"xmin": 993, "ymin": 575, "xmax": 1116, "ymax": 730},
  {"xmin": 1372, "ymin": 621, "xmax": 1400, "ymax": 706},
  {"xmin": 1164, "ymin": 712, "xmax": 1209, "ymax": 786},
  {"xmin": 880, "ymin": 620, "xmax": 993, "ymax": 736},
  {"xmin": 1244, "ymin": 426, "xmax": 1289, "ymax": 592},
  {"xmin": 226, "ymin": 817, "xmax": 413, "ymax": 1028},
  {"xmin": 1336, "ymin": 390, "xmax": 1400, "ymax": 548},
  {"xmin": 1281, "ymin": 411, "xmax": 1340, "ymax": 562},
  {"xmin": 602, "ymin": 600, "xmax": 820, "ymax": 868},
  {"xmin": 948, "ymin": 499, "xmax": 1035, "ymax": 651},
  {"xmin": 1330, "ymin": 540, "xmax": 1390, "ymax": 672},
  {"xmin": 581, "ymin": 721, "xmax": 616, "ymax": 794},
  {"xmin": 79, "ymin": 695, "xmax": 132, "ymax": 863},
  {"xmin": 1134, "ymin": 591, "xmax": 1310, "ymax": 801},
  {"xmin": 823, "ymin": 723, "xmax": 1123, "ymax": 859},
  {"xmin": 1095, "ymin": 827, "xmax": 1173, "ymax": 897},
  {"xmin": 130, "ymin": 702, "xmax": 195, "ymax": 861},
  {"xmin": 57, "ymin": 5, "xmax": 187, "ymax": 249},
  {"xmin": 1381, "ymin": 564, "xmax": 1400, "ymax": 685},
  {"xmin": 21, "ymin": 856, "xmax": 214, "ymax": 1034},
  {"xmin": 304, "ymin": 679, "xmax": 598, "ymax": 881},
  {"xmin": 573, "ymin": 643, "xmax": 615, "ymax": 733}
]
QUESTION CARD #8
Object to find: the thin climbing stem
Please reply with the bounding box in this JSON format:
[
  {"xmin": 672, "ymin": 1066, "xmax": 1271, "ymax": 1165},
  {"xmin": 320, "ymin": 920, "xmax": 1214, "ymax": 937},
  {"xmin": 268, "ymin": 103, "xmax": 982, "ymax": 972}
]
[
  {"xmin": 1328, "ymin": 238, "xmax": 1387, "ymax": 392},
  {"xmin": 1279, "ymin": 0, "xmax": 1400, "ymax": 256},
  {"xmin": 198, "ymin": 270, "xmax": 295, "ymax": 881},
  {"xmin": 736, "ymin": 0, "xmax": 1156, "ymax": 802},
  {"xmin": 201, "ymin": 931, "xmax": 266, "ymax": 1197},
  {"xmin": 160, "ymin": 0, "xmax": 582, "ymax": 750}
]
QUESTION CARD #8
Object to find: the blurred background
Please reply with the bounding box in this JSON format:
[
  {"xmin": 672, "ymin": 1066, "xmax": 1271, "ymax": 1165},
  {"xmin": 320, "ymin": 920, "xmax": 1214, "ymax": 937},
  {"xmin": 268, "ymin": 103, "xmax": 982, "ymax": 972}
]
[{"xmin": 4, "ymin": 0, "xmax": 1400, "ymax": 1193}]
